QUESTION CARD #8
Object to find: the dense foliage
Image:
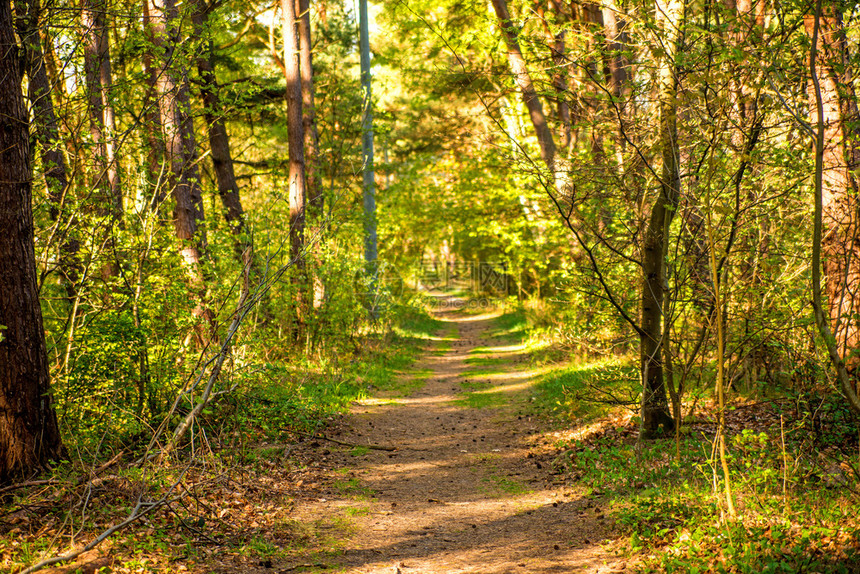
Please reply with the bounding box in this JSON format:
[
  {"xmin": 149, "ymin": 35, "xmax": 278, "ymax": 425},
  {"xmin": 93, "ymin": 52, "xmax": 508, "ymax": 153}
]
[{"xmin": 2, "ymin": 0, "xmax": 860, "ymax": 570}]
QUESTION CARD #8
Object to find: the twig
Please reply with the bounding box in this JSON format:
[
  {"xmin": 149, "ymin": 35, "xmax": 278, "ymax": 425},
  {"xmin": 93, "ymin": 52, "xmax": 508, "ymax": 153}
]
[
  {"xmin": 282, "ymin": 564, "xmax": 327, "ymax": 572},
  {"xmin": 295, "ymin": 431, "xmax": 397, "ymax": 452},
  {"xmin": 77, "ymin": 451, "xmax": 125, "ymax": 487},
  {"xmin": 19, "ymin": 484, "xmax": 183, "ymax": 574},
  {"xmin": 160, "ymin": 250, "xmax": 253, "ymax": 461},
  {"xmin": 0, "ymin": 479, "xmax": 59, "ymax": 496}
]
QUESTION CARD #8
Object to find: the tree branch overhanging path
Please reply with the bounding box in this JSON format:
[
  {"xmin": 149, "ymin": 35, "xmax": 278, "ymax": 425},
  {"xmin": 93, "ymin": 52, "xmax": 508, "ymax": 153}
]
[
  {"xmin": 490, "ymin": 0, "xmax": 676, "ymax": 436},
  {"xmin": 6, "ymin": 0, "xmax": 860, "ymax": 570}
]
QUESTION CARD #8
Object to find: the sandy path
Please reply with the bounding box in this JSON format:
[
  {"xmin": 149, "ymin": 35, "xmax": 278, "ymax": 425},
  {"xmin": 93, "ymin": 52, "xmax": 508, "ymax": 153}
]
[{"xmin": 294, "ymin": 299, "xmax": 624, "ymax": 573}]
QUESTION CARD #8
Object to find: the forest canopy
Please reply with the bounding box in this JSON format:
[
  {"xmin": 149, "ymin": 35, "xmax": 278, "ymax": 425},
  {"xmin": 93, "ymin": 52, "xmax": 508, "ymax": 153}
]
[{"xmin": 2, "ymin": 0, "xmax": 860, "ymax": 571}]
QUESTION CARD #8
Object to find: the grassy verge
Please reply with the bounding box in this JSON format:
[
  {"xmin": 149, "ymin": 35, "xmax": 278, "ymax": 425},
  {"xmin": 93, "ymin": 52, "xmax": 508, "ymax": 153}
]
[
  {"xmin": 486, "ymin": 301, "xmax": 860, "ymax": 572},
  {"xmin": 558, "ymin": 425, "xmax": 860, "ymax": 573},
  {"xmin": 0, "ymin": 300, "xmax": 444, "ymax": 573}
]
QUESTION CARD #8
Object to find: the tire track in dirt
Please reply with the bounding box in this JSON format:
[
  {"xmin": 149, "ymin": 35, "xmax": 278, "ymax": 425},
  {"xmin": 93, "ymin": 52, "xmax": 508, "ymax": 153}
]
[{"xmin": 296, "ymin": 297, "xmax": 626, "ymax": 573}]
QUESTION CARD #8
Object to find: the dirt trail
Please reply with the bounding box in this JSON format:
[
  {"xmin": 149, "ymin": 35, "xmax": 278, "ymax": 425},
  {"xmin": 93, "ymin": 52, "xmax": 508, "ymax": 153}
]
[{"xmin": 293, "ymin": 298, "xmax": 624, "ymax": 573}]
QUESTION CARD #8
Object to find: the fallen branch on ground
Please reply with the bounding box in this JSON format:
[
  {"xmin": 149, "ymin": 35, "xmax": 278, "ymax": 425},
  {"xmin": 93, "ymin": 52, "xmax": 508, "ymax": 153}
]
[{"xmin": 295, "ymin": 430, "xmax": 397, "ymax": 452}]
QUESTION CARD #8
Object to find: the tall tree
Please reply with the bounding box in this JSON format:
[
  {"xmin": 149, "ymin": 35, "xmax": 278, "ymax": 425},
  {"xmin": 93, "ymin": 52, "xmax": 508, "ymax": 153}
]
[
  {"xmin": 297, "ymin": 0, "xmax": 326, "ymax": 309},
  {"xmin": 144, "ymin": 0, "xmax": 213, "ymax": 339},
  {"xmin": 491, "ymin": 0, "xmax": 557, "ymax": 179},
  {"xmin": 359, "ymin": 0, "xmax": 378, "ymax": 314},
  {"xmin": 534, "ymin": 0, "xmax": 571, "ymax": 151},
  {"xmin": 637, "ymin": 0, "xmax": 685, "ymax": 435},
  {"xmin": 191, "ymin": 0, "xmax": 247, "ymax": 245},
  {"xmin": 297, "ymin": 0, "xmax": 321, "ymax": 219},
  {"xmin": 82, "ymin": 0, "xmax": 121, "ymax": 215},
  {"xmin": 282, "ymin": 0, "xmax": 308, "ymax": 324},
  {"xmin": 0, "ymin": 0, "xmax": 63, "ymax": 482},
  {"xmin": 17, "ymin": 0, "xmax": 78, "ymax": 289},
  {"xmin": 492, "ymin": 0, "xmax": 676, "ymax": 435},
  {"xmin": 806, "ymin": 1, "xmax": 860, "ymax": 413}
]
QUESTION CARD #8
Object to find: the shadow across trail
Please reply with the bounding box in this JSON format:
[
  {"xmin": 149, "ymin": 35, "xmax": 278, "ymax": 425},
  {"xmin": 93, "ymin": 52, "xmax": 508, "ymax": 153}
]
[{"xmin": 305, "ymin": 296, "xmax": 623, "ymax": 573}]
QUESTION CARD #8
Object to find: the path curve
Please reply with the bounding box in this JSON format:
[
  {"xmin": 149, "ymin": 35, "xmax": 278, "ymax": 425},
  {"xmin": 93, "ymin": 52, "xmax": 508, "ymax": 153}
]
[{"xmin": 296, "ymin": 297, "xmax": 624, "ymax": 573}]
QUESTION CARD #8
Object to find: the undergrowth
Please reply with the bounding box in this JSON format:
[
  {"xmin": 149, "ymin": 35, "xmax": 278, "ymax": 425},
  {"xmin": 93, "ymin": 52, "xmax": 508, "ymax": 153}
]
[
  {"xmin": 0, "ymin": 297, "xmax": 442, "ymax": 573},
  {"xmin": 499, "ymin": 300, "xmax": 860, "ymax": 573}
]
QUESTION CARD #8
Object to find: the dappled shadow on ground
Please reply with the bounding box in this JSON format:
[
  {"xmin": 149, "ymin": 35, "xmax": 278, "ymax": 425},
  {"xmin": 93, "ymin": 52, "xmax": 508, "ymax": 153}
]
[{"xmin": 299, "ymin": 297, "xmax": 623, "ymax": 573}]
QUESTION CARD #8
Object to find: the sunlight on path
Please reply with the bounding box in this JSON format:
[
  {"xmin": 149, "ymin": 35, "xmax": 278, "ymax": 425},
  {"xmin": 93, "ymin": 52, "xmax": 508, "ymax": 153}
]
[{"xmin": 314, "ymin": 297, "xmax": 622, "ymax": 573}]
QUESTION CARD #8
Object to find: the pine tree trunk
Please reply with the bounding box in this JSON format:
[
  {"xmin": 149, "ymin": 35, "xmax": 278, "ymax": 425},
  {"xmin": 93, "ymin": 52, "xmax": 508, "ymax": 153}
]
[
  {"xmin": 297, "ymin": 0, "xmax": 321, "ymax": 220},
  {"xmin": 0, "ymin": 0, "xmax": 63, "ymax": 483},
  {"xmin": 806, "ymin": 7, "xmax": 860, "ymax": 379},
  {"xmin": 296, "ymin": 0, "xmax": 326, "ymax": 310},
  {"xmin": 491, "ymin": 0, "xmax": 557, "ymax": 176},
  {"xmin": 282, "ymin": 0, "xmax": 308, "ymax": 325},
  {"xmin": 145, "ymin": 0, "xmax": 213, "ymax": 343},
  {"xmin": 82, "ymin": 0, "xmax": 121, "ymax": 216},
  {"xmin": 639, "ymin": 0, "xmax": 684, "ymax": 437},
  {"xmin": 190, "ymin": 0, "xmax": 246, "ymax": 245},
  {"xmin": 18, "ymin": 0, "xmax": 79, "ymax": 289}
]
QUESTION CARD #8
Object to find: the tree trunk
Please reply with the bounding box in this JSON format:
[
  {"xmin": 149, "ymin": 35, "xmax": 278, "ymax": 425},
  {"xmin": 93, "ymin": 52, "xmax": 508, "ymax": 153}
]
[
  {"xmin": 190, "ymin": 0, "xmax": 247, "ymax": 248},
  {"xmin": 601, "ymin": 0, "xmax": 631, "ymax": 165},
  {"xmin": 145, "ymin": 0, "xmax": 213, "ymax": 342},
  {"xmin": 805, "ymin": 6, "xmax": 860, "ymax": 385},
  {"xmin": 140, "ymin": 29, "xmax": 166, "ymax": 207},
  {"xmin": 296, "ymin": 0, "xmax": 325, "ymax": 310},
  {"xmin": 0, "ymin": 0, "xmax": 63, "ymax": 482},
  {"xmin": 17, "ymin": 0, "xmax": 79, "ymax": 289},
  {"xmin": 535, "ymin": 1, "xmax": 571, "ymax": 151},
  {"xmin": 146, "ymin": 0, "xmax": 206, "ymax": 251},
  {"xmin": 491, "ymin": 0, "xmax": 557, "ymax": 177},
  {"xmin": 297, "ymin": 0, "xmax": 321, "ymax": 220},
  {"xmin": 82, "ymin": 0, "xmax": 121, "ymax": 216},
  {"xmin": 359, "ymin": 0, "xmax": 378, "ymax": 316},
  {"xmin": 639, "ymin": 0, "xmax": 684, "ymax": 437},
  {"xmin": 282, "ymin": 0, "xmax": 308, "ymax": 325}
]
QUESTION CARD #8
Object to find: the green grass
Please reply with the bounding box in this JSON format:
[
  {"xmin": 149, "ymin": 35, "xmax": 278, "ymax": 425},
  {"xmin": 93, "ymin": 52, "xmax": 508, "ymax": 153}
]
[
  {"xmin": 349, "ymin": 446, "xmax": 369, "ymax": 456},
  {"xmin": 372, "ymin": 367, "xmax": 433, "ymax": 397},
  {"xmin": 535, "ymin": 357, "xmax": 638, "ymax": 421},
  {"xmin": 459, "ymin": 378, "xmax": 494, "ymax": 391},
  {"xmin": 559, "ymin": 426, "xmax": 860, "ymax": 573},
  {"xmin": 456, "ymin": 389, "xmax": 515, "ymax": 409},
  {"xmin": 239, "ymin": 317, "xmax": 448, "ymax": 443},
  {"xmin": 464, "ymin": 355, "xmax": 506, "ymax": 366},
  {"xmin": 467, "ymin": 301, "xmax": 860, "ymax": 572},
  {"xmin": 333, "ymin": 477, "xmax": 375, "ymax": 498},
  {"xmin": 468, "ymin": 346, "xmax": 496, "ymax": 355},
  {"xmin": 486, "ymin": 308, "xmax": 529, "ymax": 341},
  {"xmin": 391, "ymin": 302, "xmax": 445, "ymax": 340},
  {"xmin": 485, "ymin": 473, "xmax": 530, "ymax": 495},
  {"xmin": 343, "ymin": 506, "xmax": 369, "ymax": 517},
  {"xmin": 431, "ymin": 331, "xmax": 456, "ymax": 355}
]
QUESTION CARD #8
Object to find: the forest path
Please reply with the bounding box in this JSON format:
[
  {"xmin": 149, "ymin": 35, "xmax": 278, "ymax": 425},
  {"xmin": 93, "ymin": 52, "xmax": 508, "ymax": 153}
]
[{"xmin": 292, "ymin": 296, "xmax": 625, "ymax": 573}]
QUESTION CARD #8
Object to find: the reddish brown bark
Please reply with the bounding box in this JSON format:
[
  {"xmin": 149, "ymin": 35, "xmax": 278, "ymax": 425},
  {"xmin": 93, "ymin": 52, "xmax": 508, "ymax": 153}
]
[
  {"xmin": 82, "ymin": 0, "xmax": 121, "ymax": 216},
  {"xmin": 282, "ymin": 0, "xmax": 307, "ymax": 267},
  {"xmin": 145, "ymin": 0, "xmax": 206, "ymax": 250},
  {"xmin": 491, "ymin": 0, "xmax": 558, "ymax": 175},
  {"xmin": 805, "ymin": 10, "xmax": 860, "ymax": 374},
  {"xmin": 534, "ymin": 1, "xmax": 571, "ymax": 150},
  {"xmin": 296, "ymin": 0, "xmax": 325, "ymax": 309},
  {"xmin": 140, "ymin": 24, "xmax": 166, "ymax": 206},
  {"xmin": 190, "ymin": 0, "xmax": 247, "ymax": 243},
  {"xmin": 297, "ymin": 0, "xmax": 321, "ymax": 219},
  {"xmin": 19, "ymin": 0, "xmax": 67, "ymax": 217},
  {"xmin": 17, "ymin": 0, "xmax": 79, "ymax": 291},
  {"xmin": 145, "ymin": 0, "xmax": 213, "ymax": 342},
  {"xmin": 0, "ymin": 0, "xmax": 63, "ymax": 482},
  {"xmin": 601, "ymin": 1, "xmax": 630, "ymax": 103},
  {"xmin": 282, "ymin": 0, "xmax": 309, "ymax": 327}
]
